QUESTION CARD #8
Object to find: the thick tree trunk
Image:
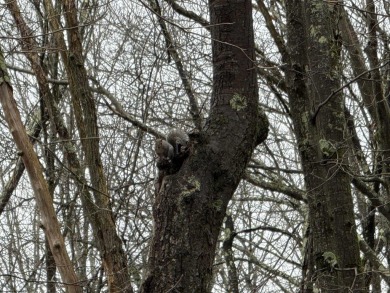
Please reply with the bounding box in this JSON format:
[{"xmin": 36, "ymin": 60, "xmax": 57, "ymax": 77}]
[
  {"xmin": 141, "ymin": 1, "xmax": 268, "ymax": 292},
  {"xmin": 285, "ymin": 1, "xmax": 366, "ymax": 292}
]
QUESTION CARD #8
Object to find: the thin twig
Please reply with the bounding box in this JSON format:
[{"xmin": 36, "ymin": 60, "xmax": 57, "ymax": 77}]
[{"xmin": 311, "ymin": 60, "xmax": 390, "ymax": 123}]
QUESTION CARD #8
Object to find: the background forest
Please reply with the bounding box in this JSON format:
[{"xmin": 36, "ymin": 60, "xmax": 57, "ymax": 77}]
[{"xmin": 0, "ymin": 0, "xmax": 389, "ymax": 292}]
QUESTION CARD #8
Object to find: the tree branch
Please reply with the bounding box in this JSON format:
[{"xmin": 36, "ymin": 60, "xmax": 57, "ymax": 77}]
[
  {"xmin": 89, "ymin": 77, "xmax": 164, "ymax": 139},
  {"xmin": 311, "ymin": 60, "xmax": 390, "ymax": 123},
  {"xmin": 145, "ymin": 0, "xmax": 203, "ymax": 130}
]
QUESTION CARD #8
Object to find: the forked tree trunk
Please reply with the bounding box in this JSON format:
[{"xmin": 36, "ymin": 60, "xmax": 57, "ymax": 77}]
[{"xmin": 141, "ymin": 1, "xmax": 268, "ymax": 292}]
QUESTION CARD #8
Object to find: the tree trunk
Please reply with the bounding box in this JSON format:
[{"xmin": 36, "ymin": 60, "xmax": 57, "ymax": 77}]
[
  {"xmin": 40, "ymin": 1, "xmax": 133, "ymax": 291},
  {"xmin": 285, "ymin": 1, "xmax": 366, "ymax": 292},
  {"xmin": 0, "ymin": 48, "xmax": 82, "ymax": 293},
  {"xmin": 141, "ymin": 1, "xmax": 268, "ymax": 291},
  {"xmin": 6, "ymin": 0, "xmax": 133, "ymax": 290},
  {"xmin": 222, "ymin": 215, "xmax": 239, "ymax": 293}
]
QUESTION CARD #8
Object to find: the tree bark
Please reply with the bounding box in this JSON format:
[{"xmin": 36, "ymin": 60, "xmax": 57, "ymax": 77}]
[
  {"xmin": 222, "ymin": 215, "xmax": 239, "ymax": 293},
  {"xmin": 7, "ymin": 1, "xmax": 133, "ymax": 291},
  {"xmin": 141, "ymin": 1, "xmax": 268, "ymax": 292},
  {"xmin": 0, "ymin": 48, "xmax": 82, "ymax": 293},
  {"xmin": 285, "ymin": 1, "xmax": 366, "ymax": 292},
  {"xmin": 61, "ymin": 2, "xmax": 132, "ymax": 291}
]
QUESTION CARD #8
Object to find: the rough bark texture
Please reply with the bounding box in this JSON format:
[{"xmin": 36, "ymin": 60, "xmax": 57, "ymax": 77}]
[
  {"xmin": 141, "ymin": 1, "xmax": 268, "ymax": 292},
  {"xmin": 285, "ymin": 1, "xmax": 366, "ymax": 292},
  {"xmin": 0, "ymin": 49, "xmax": 82, "ymax": 293}
]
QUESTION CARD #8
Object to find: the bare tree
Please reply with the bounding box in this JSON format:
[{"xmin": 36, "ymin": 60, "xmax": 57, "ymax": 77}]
[
  {"xmin": 141, "ymin": 0, "xmax": 268, "ymax": 291},
  {"xmin": 2, "ymin": 0, "xmax": 390, "ymax": 292},
  {"xmin": 0, "ymin": 47, "xmax": 82, "ymax": 292},
  {"xmin": 284, "ymin": 1, "xmax": 365, "ymax": 291}
]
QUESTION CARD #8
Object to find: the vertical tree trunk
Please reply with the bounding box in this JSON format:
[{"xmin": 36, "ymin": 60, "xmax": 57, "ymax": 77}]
[
  {"xmin": 364, "ymin": 0, "xmax": 390, "ymax": 192},
  {"xmin": 39, "ymin": 1, "xmax": 133, "ymax": 291},
  {"xmin": 141, "ymin": 1, "xmax": 268, "ymax": 292},
  {"xmin": 285, "ymin": 1, "xmax": 366, "ymax": 292},
  {"xmin": 222, "ymin": 215, "xmax": 239, "ymax": 293}
]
